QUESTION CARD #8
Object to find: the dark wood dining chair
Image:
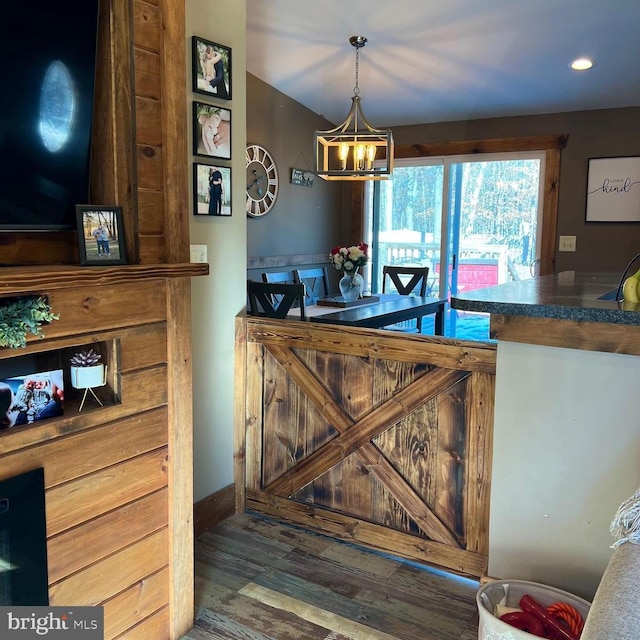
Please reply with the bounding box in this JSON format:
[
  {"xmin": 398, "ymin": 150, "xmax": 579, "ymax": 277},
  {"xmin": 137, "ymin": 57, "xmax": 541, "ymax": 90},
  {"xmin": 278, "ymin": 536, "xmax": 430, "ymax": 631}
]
[
  {"xmin": 294, "ymin": 267, "xmax": 330, "ymax": 304},
  {"xmin": 247, "ymin": 280, "xmax": 306, "ymax": 320},
  {"xmin": 382, "ymin": 265, "xmax": 430, "ymax": 332}
]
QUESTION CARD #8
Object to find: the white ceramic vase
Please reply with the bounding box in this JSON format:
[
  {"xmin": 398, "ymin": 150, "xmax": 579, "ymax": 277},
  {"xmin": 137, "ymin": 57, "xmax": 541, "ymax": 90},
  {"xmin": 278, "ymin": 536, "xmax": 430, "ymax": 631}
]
[
  {"xmin": 338, "ymin": 269, "xmax": 364, "ymax": 302},
  {"xmin": 70, "ymin": 364, "xmax": 106, "ymax": 389}
]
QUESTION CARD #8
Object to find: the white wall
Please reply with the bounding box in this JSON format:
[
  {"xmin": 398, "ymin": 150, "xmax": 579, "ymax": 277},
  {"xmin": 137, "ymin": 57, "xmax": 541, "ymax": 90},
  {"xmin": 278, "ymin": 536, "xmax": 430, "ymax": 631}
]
[
  {"xmin": 186, "ymin": 0, "xmax": 247, "ymax": 502},
  {"xmin": 489, "ymin": 340, "xmax": 640, "ymax": 599}
]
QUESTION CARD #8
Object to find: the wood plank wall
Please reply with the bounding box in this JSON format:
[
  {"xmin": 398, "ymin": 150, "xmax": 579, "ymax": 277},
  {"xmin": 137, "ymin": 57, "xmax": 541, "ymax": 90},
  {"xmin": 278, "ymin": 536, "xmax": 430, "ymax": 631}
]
[
  {"xmin": 0, "ymin": 0, "xmax": 194, "ymax": 637},
  {"xmin": 0, "ymin": 281, "xmax": 172, "ymax": 638}
]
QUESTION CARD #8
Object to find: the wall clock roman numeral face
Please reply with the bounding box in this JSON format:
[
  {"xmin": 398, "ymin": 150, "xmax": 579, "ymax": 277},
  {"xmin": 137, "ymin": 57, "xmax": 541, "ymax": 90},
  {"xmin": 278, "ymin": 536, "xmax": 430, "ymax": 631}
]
[{"xmin": 246, "ymin": 144, "xmax": 279, "ymax": 217}]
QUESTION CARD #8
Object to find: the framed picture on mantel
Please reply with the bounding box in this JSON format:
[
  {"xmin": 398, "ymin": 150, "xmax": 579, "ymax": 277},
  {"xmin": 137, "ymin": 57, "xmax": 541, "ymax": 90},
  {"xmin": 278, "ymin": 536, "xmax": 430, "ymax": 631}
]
[
  {"xmin": 75, "ymin": 205, "xmax": 126, "ymax": 266},
  {"xmin": 585, "ymin": 156, "xmax": 640, "ymax": 222}
]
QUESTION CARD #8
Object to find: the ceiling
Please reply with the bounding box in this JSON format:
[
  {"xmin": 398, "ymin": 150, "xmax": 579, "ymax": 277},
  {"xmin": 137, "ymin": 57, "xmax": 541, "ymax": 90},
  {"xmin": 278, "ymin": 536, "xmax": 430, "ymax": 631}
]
[{"xmin": 246, "ymin": 0, "xmax": 640, "ymax": 127}]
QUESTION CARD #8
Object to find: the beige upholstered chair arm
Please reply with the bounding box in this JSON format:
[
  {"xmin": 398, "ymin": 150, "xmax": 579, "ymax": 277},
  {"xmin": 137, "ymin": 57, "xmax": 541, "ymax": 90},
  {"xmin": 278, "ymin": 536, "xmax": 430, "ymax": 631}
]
[{"xmin": 581, "ymin": 542, "xmax": 640, "ymax": 640}]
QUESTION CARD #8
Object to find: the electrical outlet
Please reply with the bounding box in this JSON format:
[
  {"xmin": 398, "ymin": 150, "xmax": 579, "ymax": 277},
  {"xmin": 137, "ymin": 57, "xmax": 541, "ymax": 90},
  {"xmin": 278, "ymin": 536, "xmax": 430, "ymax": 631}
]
[
  {"xmin": 190, "ymin": 244, "xmax": 208, "ymax": 263},
  {"xmin": 558, "ymin": 235, "xmax": 576, "ymax": 252}
]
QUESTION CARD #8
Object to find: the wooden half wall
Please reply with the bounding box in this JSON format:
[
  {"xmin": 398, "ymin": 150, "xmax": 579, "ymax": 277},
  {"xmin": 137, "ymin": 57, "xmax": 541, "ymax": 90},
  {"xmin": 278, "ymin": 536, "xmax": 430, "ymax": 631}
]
[{"xmin": 235, "ymin": 317, "xmax": 497, "ymax": 578}]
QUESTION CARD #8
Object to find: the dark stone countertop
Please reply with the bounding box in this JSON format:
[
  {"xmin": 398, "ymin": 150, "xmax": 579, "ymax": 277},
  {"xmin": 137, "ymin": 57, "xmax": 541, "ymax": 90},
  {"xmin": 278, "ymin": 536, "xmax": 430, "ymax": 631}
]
[{"xmin": 451, "ymin": 271, "xmax": 640, "ymax": 326}]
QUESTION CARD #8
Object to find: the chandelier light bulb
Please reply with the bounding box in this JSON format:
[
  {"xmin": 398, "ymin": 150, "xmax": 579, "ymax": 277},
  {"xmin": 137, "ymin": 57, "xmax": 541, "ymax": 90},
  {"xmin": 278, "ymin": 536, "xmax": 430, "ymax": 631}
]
[
  {"xmin": 338, "ymin": 142, "xmax": 349, "ymax": 170},
  {"xmin": 366, "ymin": 144, "xmax": 377, "ymax": 169}
]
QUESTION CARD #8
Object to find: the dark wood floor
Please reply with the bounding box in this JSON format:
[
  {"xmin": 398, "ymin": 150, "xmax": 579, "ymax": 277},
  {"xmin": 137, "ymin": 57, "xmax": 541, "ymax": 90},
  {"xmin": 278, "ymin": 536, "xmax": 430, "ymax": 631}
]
[{"xmin": 182, "ymin": 512, "xmax": 480, "ymax": 640}]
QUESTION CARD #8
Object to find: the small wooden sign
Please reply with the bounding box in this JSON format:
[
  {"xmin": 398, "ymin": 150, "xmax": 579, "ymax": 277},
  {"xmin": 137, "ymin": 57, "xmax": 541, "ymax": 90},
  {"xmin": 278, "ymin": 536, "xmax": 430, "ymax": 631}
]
[{"xmin": 290, "ymin": 168, "xmax": 314, "ymax": 187}]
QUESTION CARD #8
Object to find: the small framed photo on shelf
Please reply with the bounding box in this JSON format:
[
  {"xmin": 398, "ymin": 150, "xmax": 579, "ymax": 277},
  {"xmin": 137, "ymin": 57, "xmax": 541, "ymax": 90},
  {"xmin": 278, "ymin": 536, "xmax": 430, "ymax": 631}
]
[
  {"xmin": 192, "ymin": 36, "xmax": 232, "ymax": 100},
  {"xmin": 75, "ymin": 205, "xmax": 126, "ymax": 266},
  {"xmin": 193, "ymin": 162, "xmax": 232, "ymax": 216},
  {"xmin": 586, "ymin": 156, "xmax": 640, "ymax": 222},
  {"xmin": 193, "ymin": 102, "xmax": 231, "ymax": 160}
]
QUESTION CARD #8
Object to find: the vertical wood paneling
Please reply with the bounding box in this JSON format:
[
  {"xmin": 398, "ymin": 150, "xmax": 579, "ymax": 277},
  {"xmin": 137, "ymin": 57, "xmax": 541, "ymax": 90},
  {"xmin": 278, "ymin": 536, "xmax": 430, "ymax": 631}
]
[
  {"xmin": 437, "ymin": 380, "xmax": 468, "ymax": 539},
  {"xmin": 234, "ymin": 317, "xmax": 250, "ymax": 512},
  {"xmin": 166, "ymin": 277, "xmax": 194, "ymax": 639},
  {"xmin": 159, "ymin": 0, "xmax": 189, "ymax": 263},
  {"xmin": 110, "ymin": 0, "xmax": 138, "ymax": 262},
  {"xmin": 540, "ymin": 149, "xmax": 562, "ymax": 275},
  {"xmin": 465, "ymin": 372, "xmax": 495, "ymax": 555}
]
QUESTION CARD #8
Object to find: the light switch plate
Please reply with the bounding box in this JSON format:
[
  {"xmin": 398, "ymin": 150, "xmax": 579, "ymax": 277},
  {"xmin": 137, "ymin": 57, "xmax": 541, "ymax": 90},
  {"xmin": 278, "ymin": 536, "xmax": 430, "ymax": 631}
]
[
  {"xmin": 558, "ymin": 235, "xmax": 576, "ymax": 252},
  {"xmin": 190, "ymin": 244, "xmax": 208, "ymax": 263}
]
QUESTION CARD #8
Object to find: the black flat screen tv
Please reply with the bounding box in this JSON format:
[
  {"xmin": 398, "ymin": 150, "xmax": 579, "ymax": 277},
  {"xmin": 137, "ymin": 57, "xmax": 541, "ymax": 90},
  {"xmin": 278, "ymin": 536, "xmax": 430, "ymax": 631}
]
[{"xmin": 0, "ymin": 1, "xmax": 100, "ymax": 231}]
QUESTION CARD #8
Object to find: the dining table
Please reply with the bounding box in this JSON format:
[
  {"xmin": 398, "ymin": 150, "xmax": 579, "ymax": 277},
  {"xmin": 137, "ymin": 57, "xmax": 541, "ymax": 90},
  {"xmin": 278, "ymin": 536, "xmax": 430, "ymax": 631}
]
[{"xmin": 297, "ymin": 293, "xmax": 447, "ymax": 335}]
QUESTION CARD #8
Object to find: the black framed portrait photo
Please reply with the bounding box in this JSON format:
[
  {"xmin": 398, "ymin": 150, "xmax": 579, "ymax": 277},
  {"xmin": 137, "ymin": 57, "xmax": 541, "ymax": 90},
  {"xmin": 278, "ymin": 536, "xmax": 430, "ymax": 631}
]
[
  {"xmin": 192, "ymin": 36, "xmax": 232, "ymax": 100},
  {"xmin": 75, "ymin": 205, "xmax": 126, "ymax": 266},
  {"xmin": 193, "ymin": 101, "xmax": 232, "ymax": 160},
  {"xmin": 193, "ymin": 163, "xmax": 232, "ymax": 216}
]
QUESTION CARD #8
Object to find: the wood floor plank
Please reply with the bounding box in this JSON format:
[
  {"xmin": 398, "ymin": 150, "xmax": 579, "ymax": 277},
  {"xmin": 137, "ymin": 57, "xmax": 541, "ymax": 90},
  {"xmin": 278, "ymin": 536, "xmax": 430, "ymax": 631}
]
[
  {"xmin": 182, "ymin": 513, "xmax": 480, "ymax": 640},
  {"xmin": 239, "ymin": 583, "xmax": 402, "ymax": 640},
  {"xmin": 188, "ymin": 607, "xmax": 276, "ymax": 639},
  {"xmin": 230, "ymin": 512, "xmax": 336, "ymax": 555},
  {"xmin": 194, "ymin": 573, "xmax": 337, "ymax": 640},
  {"xmin": 250, "ymin": 570, "xmax": 442, "ymax": 640},
  {"xmin": 319, "ymin": 541, "xmax": 403, "ymax": 579}
]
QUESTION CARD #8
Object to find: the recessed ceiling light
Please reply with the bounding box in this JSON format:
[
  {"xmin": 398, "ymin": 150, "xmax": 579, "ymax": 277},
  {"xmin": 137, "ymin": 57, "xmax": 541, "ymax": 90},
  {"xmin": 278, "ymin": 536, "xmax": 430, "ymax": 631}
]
[{"xmin": 569, "ymin": 57, "xmax": 596, "ymax": 71}]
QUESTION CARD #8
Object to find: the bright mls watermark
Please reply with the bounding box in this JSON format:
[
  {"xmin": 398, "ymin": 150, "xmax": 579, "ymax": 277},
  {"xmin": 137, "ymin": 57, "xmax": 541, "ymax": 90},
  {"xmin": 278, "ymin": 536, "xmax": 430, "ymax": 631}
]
[{"xmin": 0, "ymin": 607, "xmax": 103, "ymax": 639}]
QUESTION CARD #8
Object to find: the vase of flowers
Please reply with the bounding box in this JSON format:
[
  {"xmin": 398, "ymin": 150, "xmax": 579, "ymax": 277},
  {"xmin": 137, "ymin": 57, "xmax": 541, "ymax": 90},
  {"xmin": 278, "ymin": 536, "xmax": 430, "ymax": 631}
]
[{"xmin": 329, "ymin": 242, "xmax": 368, "ymax": 302}]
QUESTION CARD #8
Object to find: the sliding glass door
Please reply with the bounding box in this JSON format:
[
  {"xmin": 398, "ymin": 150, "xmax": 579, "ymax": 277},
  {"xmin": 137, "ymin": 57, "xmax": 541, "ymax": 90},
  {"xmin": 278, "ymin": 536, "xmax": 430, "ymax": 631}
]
[{"xmin": 365, "ymin": 151, "xmax": 545, "ymax": 339}]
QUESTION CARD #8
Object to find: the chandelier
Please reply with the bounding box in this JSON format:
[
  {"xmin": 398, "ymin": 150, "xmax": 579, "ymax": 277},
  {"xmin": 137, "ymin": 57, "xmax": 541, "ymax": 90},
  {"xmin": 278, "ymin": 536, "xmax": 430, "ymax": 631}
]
[{"xmin": 314, "ymin": 36, "xmax": 393, "ymax": 181}]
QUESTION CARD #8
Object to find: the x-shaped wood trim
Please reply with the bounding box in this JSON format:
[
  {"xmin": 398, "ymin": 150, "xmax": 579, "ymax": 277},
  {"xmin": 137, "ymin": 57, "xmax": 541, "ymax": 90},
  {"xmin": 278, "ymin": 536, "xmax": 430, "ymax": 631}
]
[{"xmin": 262, "ymin": 345, "xmax": 469, "ymax": 546}]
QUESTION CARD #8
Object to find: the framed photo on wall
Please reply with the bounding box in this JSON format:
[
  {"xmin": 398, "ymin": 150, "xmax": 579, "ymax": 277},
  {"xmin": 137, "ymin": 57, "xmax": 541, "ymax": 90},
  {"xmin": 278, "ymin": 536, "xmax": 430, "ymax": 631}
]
[
  {"xmin": 193, "ymin": 163, "xmax": 232, "ymax": 216},
  {"xmin": 586, "ymin": 156, "xmax": 640, "ymax": 222},
  {"xmin": 193, "ymin": 102, "xmax": 231, "ymax": 160},
  {"xmin": 192, "ymin": 36, "xmax": 232, "ymax": 100},
  {"xmin": 75, "ymin": 205, "xmax": 126, "ymax": 265}
]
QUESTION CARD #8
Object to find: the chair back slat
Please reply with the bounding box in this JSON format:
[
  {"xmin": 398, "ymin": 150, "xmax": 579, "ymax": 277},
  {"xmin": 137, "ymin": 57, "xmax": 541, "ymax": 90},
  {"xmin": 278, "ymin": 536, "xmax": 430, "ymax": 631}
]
[
  {"xmin": 382, "ymin": 266, "xmax": 429, "ymax": 296},
  {"xmin": 381, "ymin": 266, "xmax": 430, "ymax": 332},
  {"xmin": 262, "ymin": 271, "xmax": 295, "ymax": 285},
  {"xmin": 261, "ymin": 271, "xmax": 296, "ymax": 305},
  {"xmin": 294, "ymin": 267, "xmax": 330, "ymax": 303},
  {"xmin": 247, "ymin": 281, "xmax": 306, "ymax": 320}
]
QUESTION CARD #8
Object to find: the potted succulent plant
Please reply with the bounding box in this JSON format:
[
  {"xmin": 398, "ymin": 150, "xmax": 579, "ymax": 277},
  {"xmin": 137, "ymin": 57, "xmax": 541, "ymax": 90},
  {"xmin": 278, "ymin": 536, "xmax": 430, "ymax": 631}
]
[{"xmin": 69, "ymin": 348, "xmax": 106, "ymax": 389}]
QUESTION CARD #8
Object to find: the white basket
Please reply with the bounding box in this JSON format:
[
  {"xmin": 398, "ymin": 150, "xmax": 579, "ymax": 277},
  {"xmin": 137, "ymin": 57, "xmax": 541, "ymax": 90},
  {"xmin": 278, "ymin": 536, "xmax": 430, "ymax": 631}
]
[{"xmin": 477, "ymin": 579, "xmax": 591, "ymax": 640}]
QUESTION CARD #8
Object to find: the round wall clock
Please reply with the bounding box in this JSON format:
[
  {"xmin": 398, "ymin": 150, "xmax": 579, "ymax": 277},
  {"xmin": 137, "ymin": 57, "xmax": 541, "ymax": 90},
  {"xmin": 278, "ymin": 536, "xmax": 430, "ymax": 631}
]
[{"xmin": 246, "ymin": 144, "xmax": 279, "ymax": 217}]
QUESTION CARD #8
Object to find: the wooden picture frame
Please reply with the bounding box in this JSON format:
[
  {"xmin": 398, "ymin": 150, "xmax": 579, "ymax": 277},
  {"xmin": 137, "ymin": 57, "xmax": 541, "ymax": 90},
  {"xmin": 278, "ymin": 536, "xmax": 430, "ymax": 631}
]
[
  {"xmin": 75, "ymin": 205, "xmax": 126, "ymax": 265},
  {"xmin": 193, "ymin": 162, "xmax": 232, "ymax": 216},
  {"xmin": 586, "ymin": 156, "xmax": 640, "ymax": 222},
  {"xmin": 193, "ymin": 102, "xmax": 232, "ymax": 160},
  {"xmin": 192, "ymin": 36, "xmax": 232, "ymax": 100}
]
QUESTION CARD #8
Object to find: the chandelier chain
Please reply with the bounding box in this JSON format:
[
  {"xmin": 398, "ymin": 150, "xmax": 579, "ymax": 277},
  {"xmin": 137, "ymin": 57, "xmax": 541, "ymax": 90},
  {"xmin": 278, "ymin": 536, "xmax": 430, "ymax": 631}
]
[{"xmin": 353, "ymin": 46, "xmax": 360, "ymax": 96}]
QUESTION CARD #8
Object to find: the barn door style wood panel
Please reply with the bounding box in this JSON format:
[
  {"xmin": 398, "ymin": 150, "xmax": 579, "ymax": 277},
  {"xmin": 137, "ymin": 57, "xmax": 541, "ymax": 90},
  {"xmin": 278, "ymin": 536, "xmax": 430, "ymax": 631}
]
[{"xmin": 236, "ymin": 318, "xmax": 497, "ymax": 578}]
